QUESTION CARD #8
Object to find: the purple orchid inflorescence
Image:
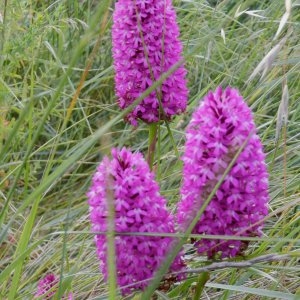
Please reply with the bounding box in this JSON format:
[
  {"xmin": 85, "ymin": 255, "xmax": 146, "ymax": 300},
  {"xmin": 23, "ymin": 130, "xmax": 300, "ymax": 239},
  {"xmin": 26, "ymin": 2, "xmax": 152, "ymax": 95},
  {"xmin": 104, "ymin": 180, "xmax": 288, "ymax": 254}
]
[
  {"xmin": 87, "ymin": 147, "xmax": 185, "ymax": 295},
  {"xmin": 177, "ymin": 86, "xmax": 269, "ymax": 258},
  {"xmin": 112, "ymin": 0, "xmax": 188, "ymax": 125},
  {"xmin": 35, "ymin": 273, "xmax": 73, "ymax": 299}
]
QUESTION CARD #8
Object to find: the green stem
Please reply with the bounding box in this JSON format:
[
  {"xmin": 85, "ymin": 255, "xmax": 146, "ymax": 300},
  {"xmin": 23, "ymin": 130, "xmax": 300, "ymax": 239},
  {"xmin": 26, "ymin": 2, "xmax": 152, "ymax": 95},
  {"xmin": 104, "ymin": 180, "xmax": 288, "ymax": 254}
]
[
  {"xmin": 107, "ymin": 174, "xmax": 117, "ymax": 299},
  {"xmin": 156, "ymin": 124, "xmax": 161, "ymax": 180},
  {"xmin": 147, "ymin": 123, "xmax": 158, "ymax": 170},
  {"xmin": 164, "ymin": 120, "xmax": 179, "ymax": 159},
  {"xmin": 193, "ymin": 272, "xmax": 210, "ymax": 300}
]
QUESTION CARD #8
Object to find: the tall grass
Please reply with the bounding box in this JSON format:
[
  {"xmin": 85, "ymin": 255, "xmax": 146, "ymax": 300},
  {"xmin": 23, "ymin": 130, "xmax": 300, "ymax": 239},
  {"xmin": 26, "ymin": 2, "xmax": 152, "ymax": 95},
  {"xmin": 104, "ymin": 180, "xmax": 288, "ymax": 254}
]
[{"xmin": 0, "ymin": 0, "xmax": 299, "ymax": 299}]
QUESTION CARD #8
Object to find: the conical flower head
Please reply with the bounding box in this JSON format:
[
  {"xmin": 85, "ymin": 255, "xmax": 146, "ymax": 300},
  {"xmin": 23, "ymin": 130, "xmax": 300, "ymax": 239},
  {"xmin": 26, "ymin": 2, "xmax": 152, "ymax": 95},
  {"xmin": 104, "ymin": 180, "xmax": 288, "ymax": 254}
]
[
  {"xmin": 87, "ymin": 147, "xmax": 185, "ymax": 295},
  {"xmin": 35, "ymin": 274, "xmax": 57, "ymax": 299},
  {"xmin": 112, "ymin": 0, "xmax": 188, "ymax": 125},
  {"xmin": 177, "ymin": 87, "xmax": 269, "ymax": 258},
  {"xmin": 35, "ymin": 274, "xmax": 73, "ymax": 299}
]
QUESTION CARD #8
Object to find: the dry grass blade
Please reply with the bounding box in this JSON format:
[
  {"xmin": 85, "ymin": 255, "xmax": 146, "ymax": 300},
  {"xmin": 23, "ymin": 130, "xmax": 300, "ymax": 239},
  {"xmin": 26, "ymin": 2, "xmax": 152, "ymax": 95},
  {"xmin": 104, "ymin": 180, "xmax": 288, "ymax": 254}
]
[
  {"xmin": 274, "ymin": 12, "xmax": 290, "ymax": 40},
  {"xmin": 234, "ymin": 5, "xmax": 244, "ymax": 18},
  {"xmin": 234, "ymin": 6, "xmax": 266, "ymax": 19},
  {"xmin": 245, "ymin": 10, "xmax": 266, "ymax": 19},
  {"xmin": 285, "ymin": 0, "xmax": 292, "ymax": 13},
  {"xmin": 221, "ymin": 28, "xmax": 226, "ymax": 44},
  {"xmin": 281, "ymin": 83, "xmax": 289, "ymax": 126},
  {"xmin": 274, "ymin": 0, "xmax": 292, "ymax": 40},
  {"xmin": 205, "ymin": 41, "xmax": 212, "ymax": 62},
  {"xmin": 293, "ymin": 0, "xmax": 300, "ymax": 7},
  {"xmin": 276, "ymin": 83, "xmax": 289, "ymax": 141},
  {"xmin": 247, "ymin": 36, "xmax": 287, "ymax": 83},
  {"xmin": 185, "ymin": 253, "xmax": 291, "ymax": 274}
]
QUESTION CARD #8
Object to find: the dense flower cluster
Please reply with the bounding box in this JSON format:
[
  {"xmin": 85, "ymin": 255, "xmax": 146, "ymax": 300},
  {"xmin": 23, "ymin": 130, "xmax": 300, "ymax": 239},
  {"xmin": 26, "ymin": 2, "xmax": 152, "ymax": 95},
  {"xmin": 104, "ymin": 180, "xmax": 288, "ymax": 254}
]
[
  {"xmin": 177, "ymin": 87, "xmax": 269, "ymax": 258},
  {"xmin": 35, "ymin": 274, "xmax": 73, "ymax": 299},
  {"xmin": 112, "ymin": 0, "xmax": 188, "ymax": 125},
  {"xmin": 87, "ymin": 147, "xmax": 185, "ymax": 295},
  {"xmin": 35, "ymin": 274, "xmax": 57, "ymax": 299}
]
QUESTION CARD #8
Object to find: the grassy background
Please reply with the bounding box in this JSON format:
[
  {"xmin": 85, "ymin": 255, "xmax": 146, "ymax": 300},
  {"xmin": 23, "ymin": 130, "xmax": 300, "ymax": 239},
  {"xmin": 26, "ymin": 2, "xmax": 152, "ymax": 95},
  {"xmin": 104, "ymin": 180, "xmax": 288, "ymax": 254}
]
[{"xmin": 0, "ymin": 0, "xmax": 299, "ymax": 299}]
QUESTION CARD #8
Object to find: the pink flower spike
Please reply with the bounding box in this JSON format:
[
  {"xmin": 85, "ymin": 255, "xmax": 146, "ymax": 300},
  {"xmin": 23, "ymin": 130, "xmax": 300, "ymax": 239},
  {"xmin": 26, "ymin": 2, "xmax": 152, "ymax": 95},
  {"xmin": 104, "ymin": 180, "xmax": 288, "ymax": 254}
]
[
  {"xmin": 35, "ymin": 273, "xmax": 57, "ymax": 299},
  {"xmin": 87, "ymin": 147, "xmax": 185, "ymax": 295},
  {"xmin": 35, "ymin": 273, "xmax": 73, "ymax": 299},
  {"xmin": 112, "ymin": 0, "xmax": 188, "ymax": 125},
  {"xmin": 178, "ymin": 86, "xmax": 269, "ymax": 259}
]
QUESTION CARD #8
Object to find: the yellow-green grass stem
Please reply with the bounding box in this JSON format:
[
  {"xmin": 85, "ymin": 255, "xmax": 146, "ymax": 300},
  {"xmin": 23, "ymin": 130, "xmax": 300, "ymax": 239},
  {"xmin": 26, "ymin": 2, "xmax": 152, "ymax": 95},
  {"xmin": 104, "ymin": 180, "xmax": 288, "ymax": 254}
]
[{"xmin": 147, "ymin": 123, "xmax": 158, "ymax": 170}]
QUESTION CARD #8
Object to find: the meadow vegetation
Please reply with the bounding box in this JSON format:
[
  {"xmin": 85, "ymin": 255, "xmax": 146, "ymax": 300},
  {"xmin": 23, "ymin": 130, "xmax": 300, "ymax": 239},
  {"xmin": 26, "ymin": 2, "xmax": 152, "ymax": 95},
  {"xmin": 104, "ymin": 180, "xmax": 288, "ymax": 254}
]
[{"xmin": 0, "ymin": 0, "xmax": 299, "ymax": 299}]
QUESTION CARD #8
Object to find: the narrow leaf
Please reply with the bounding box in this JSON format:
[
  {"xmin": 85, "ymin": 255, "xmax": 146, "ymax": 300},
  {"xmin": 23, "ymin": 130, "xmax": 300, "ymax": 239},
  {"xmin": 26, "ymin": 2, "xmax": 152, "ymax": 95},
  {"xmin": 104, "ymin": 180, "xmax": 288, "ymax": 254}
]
[
  {"xmin": 247, "ymin": 36, "xmax": 286, "ymax": 82},
  {"xmin": 275, "ymin": 83, "xmax": 289, "ymax": 141},
  {"xmin": 274, "ymin": 12, "xmax": 290, "ymax": 40},
  {"xmin": 221, "ymin": 28, "xmax": 226, "ymax": 44},
  {"xmin": 206, "ymin": 283, "xmax": 295, "ymax": 299},
  {"xmin": 285, "ymin": 0, "xmax": 292, "ymax": 13},
  {"xmin": 245, "ymin": 10, "xmax": 266, "ymax": 19}
]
